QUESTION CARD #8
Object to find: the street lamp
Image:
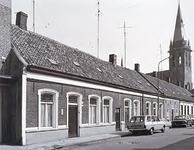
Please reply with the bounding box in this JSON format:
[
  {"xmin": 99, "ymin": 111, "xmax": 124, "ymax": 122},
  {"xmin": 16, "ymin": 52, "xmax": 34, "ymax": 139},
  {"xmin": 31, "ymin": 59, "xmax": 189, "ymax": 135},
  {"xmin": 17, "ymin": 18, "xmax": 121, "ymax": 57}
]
[{"xmin": 157, "ymin": 56, "xmax": 170, "ymax": 118}]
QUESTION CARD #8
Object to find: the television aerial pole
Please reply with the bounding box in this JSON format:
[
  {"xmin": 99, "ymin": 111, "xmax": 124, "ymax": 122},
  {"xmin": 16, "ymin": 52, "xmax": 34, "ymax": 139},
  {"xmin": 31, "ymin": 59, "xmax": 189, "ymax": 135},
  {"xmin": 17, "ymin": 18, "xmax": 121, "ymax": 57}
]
[
  {"xmin": 33, "ymin": 0, "xmax": 35, "ymax": 32},
  {"xmin": 97, "ymin": 0, "xmax": 103, "ymax": 58},
  {"xmin": 97, "ymin": 0, "xmax": 100, "ymax": 58},
  {"xmin": 119, "ymin": 21, "xmax": 132, "ymax": 67}
]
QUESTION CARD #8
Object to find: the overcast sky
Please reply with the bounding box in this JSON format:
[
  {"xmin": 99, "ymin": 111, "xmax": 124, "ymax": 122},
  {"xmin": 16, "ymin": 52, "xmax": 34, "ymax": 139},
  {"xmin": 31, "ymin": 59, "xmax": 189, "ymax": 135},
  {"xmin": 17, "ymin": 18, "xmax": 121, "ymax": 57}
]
[{"xmin": 11, "ymin": 0, "xmax": 194, "ymax": 75}]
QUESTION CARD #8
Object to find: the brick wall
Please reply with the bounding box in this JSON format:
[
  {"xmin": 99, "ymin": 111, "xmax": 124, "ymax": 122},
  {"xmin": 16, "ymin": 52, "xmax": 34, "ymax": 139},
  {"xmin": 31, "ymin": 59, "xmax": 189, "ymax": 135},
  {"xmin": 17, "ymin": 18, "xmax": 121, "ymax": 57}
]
[
  {"xmin": 0, "ymin": 0, "xmax": 11, "ymax": 70},
  {"xmin": 26, "ymin": 79, "xmax": 142, "ymax": 128}
]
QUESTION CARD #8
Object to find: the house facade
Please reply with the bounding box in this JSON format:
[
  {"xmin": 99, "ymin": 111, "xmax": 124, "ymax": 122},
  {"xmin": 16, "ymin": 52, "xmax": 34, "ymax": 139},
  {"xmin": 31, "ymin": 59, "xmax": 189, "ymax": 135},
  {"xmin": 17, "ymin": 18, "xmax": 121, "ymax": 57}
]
[{"xmin": 0, "ymin": 0, "xmax": 194, "ymax": 146}]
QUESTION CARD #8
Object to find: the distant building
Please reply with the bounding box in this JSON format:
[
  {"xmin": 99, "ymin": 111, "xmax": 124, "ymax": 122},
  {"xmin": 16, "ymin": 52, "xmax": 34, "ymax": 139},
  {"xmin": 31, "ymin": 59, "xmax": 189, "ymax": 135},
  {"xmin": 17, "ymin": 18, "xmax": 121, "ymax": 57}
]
[{"xmin": 147, "ymin": 3, "xmax": 193, "ymax": 90}]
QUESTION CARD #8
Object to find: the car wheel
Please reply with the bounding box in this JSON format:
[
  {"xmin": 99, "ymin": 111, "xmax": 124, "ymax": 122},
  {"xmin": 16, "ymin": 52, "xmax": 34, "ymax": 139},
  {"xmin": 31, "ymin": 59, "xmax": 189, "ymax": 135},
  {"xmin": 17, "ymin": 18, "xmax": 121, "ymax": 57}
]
[
  {"xmin": 161, "ymin": 126, "xmax": 165, "ymax": 133},
  {"xmin": 149, "ymin": 128, "xmax": 154, "ymax": 135}
]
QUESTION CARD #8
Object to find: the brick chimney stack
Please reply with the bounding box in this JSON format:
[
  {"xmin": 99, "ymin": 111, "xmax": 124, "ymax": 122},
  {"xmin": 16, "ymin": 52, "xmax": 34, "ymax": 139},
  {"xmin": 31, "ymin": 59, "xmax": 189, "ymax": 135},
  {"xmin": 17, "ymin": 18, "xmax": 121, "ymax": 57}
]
[
  {"xmin": 109, "ymin": 54, "xmax": 117, "ymax": 66},
  {"xmin": 134, "ymin": 63, "xmax": 140, "ymax": 72},
  {"xmin": 16, "ymin": 11, "xmax": 28, "ymax": 30}
]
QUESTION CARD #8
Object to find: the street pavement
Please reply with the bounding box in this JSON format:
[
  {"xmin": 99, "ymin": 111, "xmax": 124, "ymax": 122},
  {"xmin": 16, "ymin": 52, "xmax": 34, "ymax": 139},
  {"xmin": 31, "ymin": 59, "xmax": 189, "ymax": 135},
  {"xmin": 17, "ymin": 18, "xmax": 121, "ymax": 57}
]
[
  {"xmin": 1, "ymin": 127, "xmax": 194, "ymax": 150},
  {"xmin": 0, "ymin": 131, "xmax": 124, "ymax": 150}
]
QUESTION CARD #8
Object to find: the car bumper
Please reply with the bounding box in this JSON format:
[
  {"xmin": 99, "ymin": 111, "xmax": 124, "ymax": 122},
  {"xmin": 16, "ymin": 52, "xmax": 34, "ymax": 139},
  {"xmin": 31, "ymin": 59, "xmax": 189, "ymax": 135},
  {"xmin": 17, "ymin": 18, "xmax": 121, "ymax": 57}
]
[{"xmin": 172, "ymin": 122, "xmax": 187, "ymax": 127}]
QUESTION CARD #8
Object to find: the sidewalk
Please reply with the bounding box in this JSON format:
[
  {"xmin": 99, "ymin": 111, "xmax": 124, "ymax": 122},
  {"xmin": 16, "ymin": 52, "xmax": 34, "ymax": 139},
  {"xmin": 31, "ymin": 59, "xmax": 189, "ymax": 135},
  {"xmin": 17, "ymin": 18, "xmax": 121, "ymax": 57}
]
[{"xmin": 0, "ymin": 131, "xmax": 129, "ymax": 150}]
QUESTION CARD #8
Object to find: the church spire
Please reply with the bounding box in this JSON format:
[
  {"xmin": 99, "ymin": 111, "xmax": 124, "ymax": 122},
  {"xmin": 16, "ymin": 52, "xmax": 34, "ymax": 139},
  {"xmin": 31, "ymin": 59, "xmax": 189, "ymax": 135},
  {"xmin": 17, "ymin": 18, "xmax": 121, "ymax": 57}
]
[{"xmin": 173, "ymin": 2, "xmax": 185, "ymax": 42}]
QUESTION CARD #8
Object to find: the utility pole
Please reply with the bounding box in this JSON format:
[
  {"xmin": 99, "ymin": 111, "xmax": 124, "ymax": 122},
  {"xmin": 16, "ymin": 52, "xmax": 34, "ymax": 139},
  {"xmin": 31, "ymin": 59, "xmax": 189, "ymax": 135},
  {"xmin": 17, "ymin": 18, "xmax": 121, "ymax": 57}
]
[
  {"xmin": 33, "ymin": 0, "xmax": 35, "ymax": 32},
  {"xmin": 119, "ymin": 22, "xmax": 132, "ymax": 67}
]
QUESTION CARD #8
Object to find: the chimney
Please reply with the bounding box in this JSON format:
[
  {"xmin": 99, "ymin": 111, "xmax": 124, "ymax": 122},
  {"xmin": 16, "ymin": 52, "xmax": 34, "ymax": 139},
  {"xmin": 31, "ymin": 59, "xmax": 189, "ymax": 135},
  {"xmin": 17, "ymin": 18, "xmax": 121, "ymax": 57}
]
[
  {"xmin": 134, "ymin": 63, "xmax": 140, "ymax": 72},
  {"xmin": 16, "ymin": 11, "xmax": 28, "ymax": 30},
  {"xmin": 152, "ymin": 71, "xmax": 157, "ymax": 77},
  {"xmin": 109, "ymin": 54, "xmax": 117, "ymax": 66},
  {"xmin": 166, "ymin": 77, "xmax": 171, "ymax": 83}
]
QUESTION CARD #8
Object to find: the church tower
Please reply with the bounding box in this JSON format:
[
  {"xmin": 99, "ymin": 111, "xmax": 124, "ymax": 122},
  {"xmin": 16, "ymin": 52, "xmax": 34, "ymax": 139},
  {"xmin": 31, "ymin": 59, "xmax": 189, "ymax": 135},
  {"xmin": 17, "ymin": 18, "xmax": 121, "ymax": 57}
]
[
  {"xmin": 0, "ymin": 0, "xmax": 11, "ymax": 70},
  {"xmin": 169, "ymin": 3, "xmax": 192, "ymax": 90}
]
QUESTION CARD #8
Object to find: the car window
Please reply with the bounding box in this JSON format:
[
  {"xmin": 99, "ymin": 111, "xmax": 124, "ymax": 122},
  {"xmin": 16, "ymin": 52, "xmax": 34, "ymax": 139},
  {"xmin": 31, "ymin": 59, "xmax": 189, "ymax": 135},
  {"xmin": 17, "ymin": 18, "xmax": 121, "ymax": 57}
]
[
  {"xmin": 147, "ymin": 116, "xmax": 152, "ymax": 122},
  {"xmin": 156, "ymin": 116, "xmax": 160, "ymax": 121},
  {"xmin": 130, "ymin": 116, "xmax": 145, "ymax": 123},
  {"xmin": 152, "ymin": 116, "xmax": 156, "ymax": 122},
  {"xmin": 174, "ymin": 116, "xmax": 186, "ymax": 120}
]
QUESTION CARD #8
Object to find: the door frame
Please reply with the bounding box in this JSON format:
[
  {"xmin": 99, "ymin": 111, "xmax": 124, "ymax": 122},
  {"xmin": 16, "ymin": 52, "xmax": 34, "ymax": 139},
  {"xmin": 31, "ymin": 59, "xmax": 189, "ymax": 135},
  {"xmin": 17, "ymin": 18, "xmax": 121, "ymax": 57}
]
[
  {"xmin": 115, "ymin": 107, "xmax": 121, "ymax": 131},
  {"xmin": 68, "ymin": 105, "xmax": 78, "ymax": 137},
  {"xmin": 67, "ymin": 92, "xmax": 82, "ymax": 137}
]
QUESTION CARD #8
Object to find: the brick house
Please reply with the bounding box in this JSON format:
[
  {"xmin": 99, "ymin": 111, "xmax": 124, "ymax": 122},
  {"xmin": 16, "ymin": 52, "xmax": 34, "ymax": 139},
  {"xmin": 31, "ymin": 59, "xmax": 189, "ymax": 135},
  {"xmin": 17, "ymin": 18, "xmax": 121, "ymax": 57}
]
[{"xmin": 0, "ymin": 0, "xmax": 194, "ymax": 146}]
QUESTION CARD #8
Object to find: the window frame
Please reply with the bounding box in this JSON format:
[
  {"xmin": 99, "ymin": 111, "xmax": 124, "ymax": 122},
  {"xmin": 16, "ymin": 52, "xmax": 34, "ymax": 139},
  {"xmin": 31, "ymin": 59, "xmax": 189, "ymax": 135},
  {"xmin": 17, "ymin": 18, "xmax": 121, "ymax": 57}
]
[
  {"xmin": 146, "ymin": 101, "xmax": 151, "ymax": 115},
  {"xmin": 133, "ymin": 100, "xmax": 140, "ymax": 116},
  {"xmin": 102, "ymin": 96, "xmax": 113, "ymax": 124},
  {"xmin": 38, "ymin": 89, "xmax": 59, "ymax": 130},
  {"xmin": 159, "ymin": 103, "xmax": 163, "ymax": 119},
  {"xmin": 124, "ymin": 99, "xmax": 132, "ymax": 123},
  {"xmin": 153, "ymin": 102, "xmax": 157, "ymax": 116},
  {"xmin": 88, "ymin": 95, "xmax": 101, "ymax": 125}
]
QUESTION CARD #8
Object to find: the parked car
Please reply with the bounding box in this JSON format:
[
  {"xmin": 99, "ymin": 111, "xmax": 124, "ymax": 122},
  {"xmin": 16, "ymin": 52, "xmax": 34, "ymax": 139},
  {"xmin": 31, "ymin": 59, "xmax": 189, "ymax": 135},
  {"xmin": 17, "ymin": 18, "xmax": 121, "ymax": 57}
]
[
  {"xmin": 171, "ymin": 115, "xmax": 192, "ymax": 127},
  {"xmin": 189, "ymin": 114, "xmax": 194, "ymax": 125},
  {"xmin": 127, "ymin": 115, "xmax": 166, "ymax": 135},
  {"xmin": 161, "ymin": 118, "xmax": 171, "ymax": 127}
]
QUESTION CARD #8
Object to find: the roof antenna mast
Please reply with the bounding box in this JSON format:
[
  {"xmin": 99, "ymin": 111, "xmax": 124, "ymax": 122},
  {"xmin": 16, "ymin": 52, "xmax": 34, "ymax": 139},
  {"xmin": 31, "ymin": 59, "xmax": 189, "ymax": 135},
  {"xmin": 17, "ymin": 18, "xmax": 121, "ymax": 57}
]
[
  {"xmin": 119, "ymin": 22, "xmax": 132, "ymax": 67},
  {"xmin": 97, "ymin": 0, "xmax": 101, "ymax": 58},
  {"xmin": 33, "ymin": 0, "xmax": 35, "ymax": 32}
]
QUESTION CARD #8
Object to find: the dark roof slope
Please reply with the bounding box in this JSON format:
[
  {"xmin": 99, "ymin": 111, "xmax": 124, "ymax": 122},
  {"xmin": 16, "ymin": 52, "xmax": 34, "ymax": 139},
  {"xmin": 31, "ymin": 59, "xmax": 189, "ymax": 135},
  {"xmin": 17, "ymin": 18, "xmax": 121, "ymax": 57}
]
[
  {"xmin": 11, "ymin": 25, "xmax": 194, "ymax": 102},
  {"xmin": 141, "ymin": 73, "xmax": 194, "ymax": 102},
  {"xmin": 11, "ymin": 25, "xmax": 157, "ymax": 94}
]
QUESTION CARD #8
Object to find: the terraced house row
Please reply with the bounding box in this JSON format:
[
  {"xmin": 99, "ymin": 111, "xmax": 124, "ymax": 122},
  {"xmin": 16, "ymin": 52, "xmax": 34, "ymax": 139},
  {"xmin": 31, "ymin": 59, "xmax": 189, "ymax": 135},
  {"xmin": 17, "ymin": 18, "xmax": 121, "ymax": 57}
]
[{"xmin": 0, "ymin": 0, "xmax": 194, "ymax": 146}]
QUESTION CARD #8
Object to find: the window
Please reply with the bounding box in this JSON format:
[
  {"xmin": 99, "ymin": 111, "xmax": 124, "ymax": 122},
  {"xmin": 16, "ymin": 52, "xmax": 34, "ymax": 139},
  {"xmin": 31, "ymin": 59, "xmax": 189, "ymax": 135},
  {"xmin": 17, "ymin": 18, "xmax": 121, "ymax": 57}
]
[
  {"xmin": 187, "ymin": 105, "xmax": 189, "ymax": 115},
  {"xmin": 179, "ymin": 55, "xmax": 182, "ymax": 66},
  {"xmin": 90, "ymin": 98, "xmax": 97, "ymax": 124},
  {"xmin": 153, "ymin": 103, "xmax": 157, "ymax": 116},
  {"xmin": 189, "ymin": 53, "xmax": 191, "ymax": 67},
  {"xmin": 89, "ymin": 95, "xmax": 101, "ymax": 125},
  {"xmin": 102, "ymin": 96, "xmax": 113, "ymax": 124},
  {"xmin": 38, "ymin": 89, "xmax": 58, "ymax": 129},
  {"xmin": 181, "ymin": 105, "xmax": 183, "ymax": 115},
  {"xmin": 172, "ymin": 55, "xmax": 175, "ymax": 67},
  {"xmin": 159, "ymin": 103, "xmax": 163, "ymax": 119},
  {"xmin": 124, "ymin": 99, "xmax": 131, "ymax": 127},
  {"xmin": 146, "ymin": 102, "xmax": 151, "ymax": 115},
  {"xmin": 104, "ymin": 100, "xmax": 109, "ymax": 123},
  {"xmin": 133, "ymin": 100, "xmax": 140, "ymax": 116}
]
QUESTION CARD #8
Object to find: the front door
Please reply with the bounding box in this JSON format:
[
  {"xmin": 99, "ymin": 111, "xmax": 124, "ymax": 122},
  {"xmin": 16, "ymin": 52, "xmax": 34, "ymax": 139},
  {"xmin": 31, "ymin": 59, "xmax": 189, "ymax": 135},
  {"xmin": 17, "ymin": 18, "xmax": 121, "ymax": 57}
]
[
  {"xmin": 115, "ymin": 108, "xmax": 121, "ymax": 131},
  {"xmin": 125, "ymin": 108, "xmax": 130, "ymax": 128},
  {"xmin": 68, "ymin": 105, "xmax": 78, "ymax": 138}
]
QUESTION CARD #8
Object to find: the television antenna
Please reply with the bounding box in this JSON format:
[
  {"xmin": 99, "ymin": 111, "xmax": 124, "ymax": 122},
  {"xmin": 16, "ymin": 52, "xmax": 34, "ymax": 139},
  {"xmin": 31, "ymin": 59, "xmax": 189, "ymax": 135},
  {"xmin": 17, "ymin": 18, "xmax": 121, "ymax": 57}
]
[
  {"xmin": 97, "ymin": 0, "xmax": 103, "ymax": 58},
  {"xmin": 32, "ymin": 0, "xmax": 35, "ymax": 32},
  {"xmin": 119, "ymin": 22, "xmax": 132, "ymax": 67}
]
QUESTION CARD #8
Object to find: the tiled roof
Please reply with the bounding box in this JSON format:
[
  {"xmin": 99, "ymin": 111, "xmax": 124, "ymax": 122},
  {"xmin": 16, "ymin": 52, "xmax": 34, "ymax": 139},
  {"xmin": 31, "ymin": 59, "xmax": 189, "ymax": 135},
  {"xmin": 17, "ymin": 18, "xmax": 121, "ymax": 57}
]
[
  {"xmin": 11, "ymin": 25, "xmax": 194, "ymax": 101},
  {"xmin": 11, "ymin": 25, "xmax": 157, "ymax": 94},
  {"xmin": 142, "ymin": 73, "xmax": 194, "ymax": 102}
]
